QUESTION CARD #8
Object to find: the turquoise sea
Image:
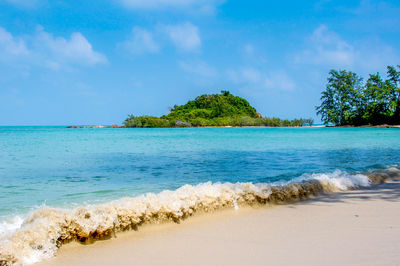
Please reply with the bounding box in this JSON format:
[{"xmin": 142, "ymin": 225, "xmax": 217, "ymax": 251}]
[{"xmin": 0, "ymin": 126, "xmax": 399, "ymax": 264}]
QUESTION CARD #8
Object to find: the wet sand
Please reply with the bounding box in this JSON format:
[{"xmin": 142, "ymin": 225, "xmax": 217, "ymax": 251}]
[{"xmin": 38, "ymin": 179, "xmax": 400, "ymax": 266}]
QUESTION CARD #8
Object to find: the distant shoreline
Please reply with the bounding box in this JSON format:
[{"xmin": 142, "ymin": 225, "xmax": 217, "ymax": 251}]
[
  {"xmin": 66, "ymin": 124, "xmax": 400, "ymax": 129},
  {"xmin": 326, "ymin": 124, "xmax": 400, "ymax": 128}
]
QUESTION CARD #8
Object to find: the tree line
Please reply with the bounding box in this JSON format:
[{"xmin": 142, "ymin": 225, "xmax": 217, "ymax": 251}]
[
  {"xmin": 124, "ymin": 115, "xmax": 314, "ymax": 128},
  {"xmin": 316, "ymin": 65, "xmax": 400, "ymax": 125}
]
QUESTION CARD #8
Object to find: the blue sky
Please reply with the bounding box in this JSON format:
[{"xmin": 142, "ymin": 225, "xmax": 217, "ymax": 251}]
[{"xmin": 1, "ymin": 0, "xmax": 399, "ymax": 125}]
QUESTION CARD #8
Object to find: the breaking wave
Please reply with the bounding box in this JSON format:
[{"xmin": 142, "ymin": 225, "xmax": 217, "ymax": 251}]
[{"xmin": 0, "ymin": 167, "xmax": 399, "ymax": 265}]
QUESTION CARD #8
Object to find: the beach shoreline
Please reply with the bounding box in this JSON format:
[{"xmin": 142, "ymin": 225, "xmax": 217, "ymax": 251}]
[{"xmin": 38, "ymin": 178, "xmax": 400, "ymax": 266}]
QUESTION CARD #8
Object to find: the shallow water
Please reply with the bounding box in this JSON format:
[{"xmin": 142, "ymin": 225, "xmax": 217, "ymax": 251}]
[
  {"xmin": 0, "ymin": 126, "xmax": 399, "ymax": 217},
  {"xmin": 0, "ymin": 126, "xmax": 399, "ymax": 264}
]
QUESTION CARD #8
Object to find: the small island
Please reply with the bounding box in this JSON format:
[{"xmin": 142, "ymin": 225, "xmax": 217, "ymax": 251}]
[{"xmin": 123, "ymin": 90, "xmax": 313, "ymax": 128}]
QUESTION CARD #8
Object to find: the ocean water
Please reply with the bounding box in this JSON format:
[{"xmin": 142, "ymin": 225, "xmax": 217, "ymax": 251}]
[{"xmin": 0, "ymin": 126, "xmax": 399, "ymax": 264}]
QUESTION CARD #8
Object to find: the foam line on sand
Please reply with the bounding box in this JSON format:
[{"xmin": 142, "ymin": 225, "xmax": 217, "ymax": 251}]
[{"xmin": 37, "ymin": 176, "xmax": 400, "ymax": 266}]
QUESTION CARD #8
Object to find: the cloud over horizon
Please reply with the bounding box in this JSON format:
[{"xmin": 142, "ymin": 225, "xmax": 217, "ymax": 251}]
[
  {"xmin": 295, "ymin": 25, "xmax": 355, "ymax": 68},
  {"xmin": 35, "ymin": 28, "xmax": 107, "ymax": 68},
  {"xmin": 294, "ymin": 24, "xmax": 400, "ymax": 77},
  {"xmin": 0, "ymin": 27, "xmax": 29, "ymax": 60},
  {"xmin": 164, "ymin": 22, "xmax": 201, "ymax": 52},
  {"xmin": 119, "ymin": 22, "xmax": 202, "ymax": 55},
  {"xmin": 0, "ymin": 26, "xmax": 107, "ymax": 70},
  {"xmin": 120, "ymin": 0, "xmax": 224, "ymax": 14},
  {"xmin": 118, "ymin": 27, "xmax": 160, "ymax": 55}
]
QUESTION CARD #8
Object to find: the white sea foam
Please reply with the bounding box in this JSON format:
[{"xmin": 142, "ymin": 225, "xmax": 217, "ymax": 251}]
[
  {"xmin": 0, "ymin": 217, "xmax": 24, "ymax": 240},
  {"xmin": 0, "ymin": 167, "xmax": 397, "ymax": 265},
  {"xmin": 294, "ymin": 170, "xmax": 371, "ymax": 190}
]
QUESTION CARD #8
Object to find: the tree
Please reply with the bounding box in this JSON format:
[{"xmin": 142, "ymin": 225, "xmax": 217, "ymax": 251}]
[
  {"xmin": 221, "ymin": 90, "xmax": 230, "ymax": 96},
  {"xmin": 316, "ymin": 66, "xmax": 400, "ymax": 126},
  {"xmin": 303, "ymin": 118, "xmax": 314, "ymax": 126},
  {"xmin": 363, "ymin": 73, "xmax": 390, "ymax": 124},
  {"xmin": 386, "ymin": 65, "xmax": 400, "ymax": 123},
  {"xmin": 316, "ymin": 70, "xmax": 364, "ymax": 125}
]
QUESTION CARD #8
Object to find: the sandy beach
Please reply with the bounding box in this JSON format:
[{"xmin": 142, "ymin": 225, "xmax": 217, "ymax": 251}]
[{"xmin": 38, "ymin": 178, "xmax": 400, "ymax": 266}]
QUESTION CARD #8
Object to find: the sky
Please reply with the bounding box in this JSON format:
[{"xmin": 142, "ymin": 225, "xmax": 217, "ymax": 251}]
[{"xmin": 0, "ymin": 0, "xmax": 399, "ymax": 125}]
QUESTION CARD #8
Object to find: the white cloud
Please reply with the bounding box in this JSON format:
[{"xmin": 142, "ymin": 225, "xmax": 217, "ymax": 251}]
[
  {"xmin": 120, "ymin": 0, "xmax": 224, "ymax": 14},
  {"xmin": 164, "ymin": 22, "xmax": 201, "ymax": 52},
  {"xmin": 0, "ymin": 27, "xmax": 29, "ymax": 60},
  {"xmin": 35, "ymin": 28, "xmax": 107, "ymax": 67},
  {"xmin": 295, "ymin": 24, "xmax": 400, "ymax": 73},
  {"xmin": 118, "ymin": 23, "xmax": 201, "ymax": 55},
  {"xmin": 227, "ymin": 68, "xmax": 296, "ymax": 91},
  {"xmin": 179, "ymin": 61, "xmax": 217, "ymax": 77},
  {"xmin": 118, "ymin": 27, "xmax": 159, "ymax": 55},
  {"xmin": 0, "ymin": 26, "xmax": 106, "ymax": 69},
  {"xmin": 295, "ymin": 25, "xmax": 355, "ymax": 68}
]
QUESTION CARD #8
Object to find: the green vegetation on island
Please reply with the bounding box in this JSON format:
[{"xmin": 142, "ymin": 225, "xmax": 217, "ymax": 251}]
[
  {"xmin": 316, "ymin": 65, "xmax": 400, "ymax": 126},
  {"xmin": 124, "ymin": 91, "xmax": 313, "ymax": 127}
]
